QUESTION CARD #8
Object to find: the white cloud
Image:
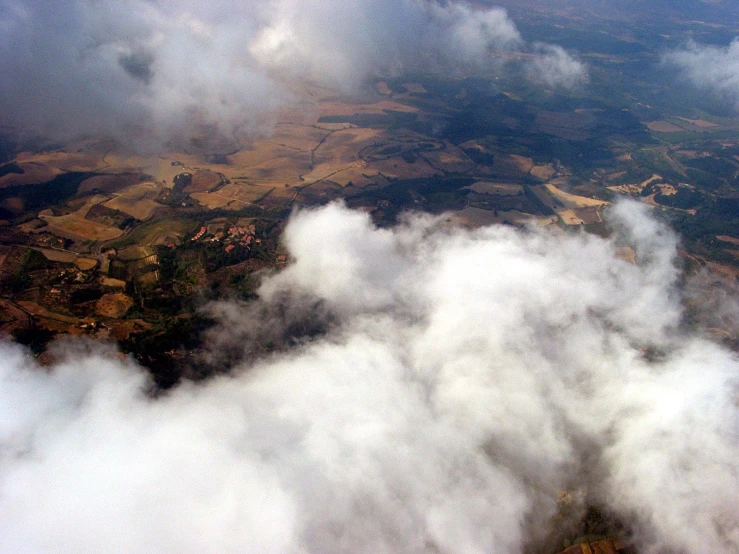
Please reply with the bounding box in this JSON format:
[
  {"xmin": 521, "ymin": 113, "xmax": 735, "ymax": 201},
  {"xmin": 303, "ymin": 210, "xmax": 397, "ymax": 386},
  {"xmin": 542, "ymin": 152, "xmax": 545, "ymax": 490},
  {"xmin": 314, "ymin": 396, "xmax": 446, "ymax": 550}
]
[
  {"xmin": 527, "ymin": 43, "xmax": 588, "ymax": 89},
  {"xmin": 0, "ymin": 0, "xmax": 584, "ymax": 144},
  {"xmin": 0, "ymin": 201, "xmax": 738, "ymax": 552},
  {"xmin": 665, "ymin": 39, "xmax": 739, "ymax": 107}
]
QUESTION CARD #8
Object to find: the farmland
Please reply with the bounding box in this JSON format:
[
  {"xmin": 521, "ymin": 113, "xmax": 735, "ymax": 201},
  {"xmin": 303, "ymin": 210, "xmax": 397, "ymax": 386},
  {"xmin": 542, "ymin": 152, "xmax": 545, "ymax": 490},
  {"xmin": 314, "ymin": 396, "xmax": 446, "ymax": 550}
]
[{"xmin": 3, "ymin": 7, "xmax": 739, "ymax": 387}]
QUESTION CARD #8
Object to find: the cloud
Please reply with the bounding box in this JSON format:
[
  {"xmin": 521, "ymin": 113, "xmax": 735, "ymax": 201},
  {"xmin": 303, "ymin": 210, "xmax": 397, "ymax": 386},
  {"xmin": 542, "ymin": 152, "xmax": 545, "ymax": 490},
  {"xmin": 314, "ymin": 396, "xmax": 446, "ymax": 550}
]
[
  {"xmin": 251, "ymin": 0, "xmax": 522, "ymax": 85},
  {"xmin": 665, "ymin": 39, "xmax": 739, "ymax": 107},
  {"xmin": 527, "ymin": 43, "xmax": 588, "ymax": 89},
  {"xmin": 0, "ymin": 0, "xmax": 584, "ymax": 145},
  {"xmin": 1, "ymin": 201, "xmax": 738, "ymax": 552}
]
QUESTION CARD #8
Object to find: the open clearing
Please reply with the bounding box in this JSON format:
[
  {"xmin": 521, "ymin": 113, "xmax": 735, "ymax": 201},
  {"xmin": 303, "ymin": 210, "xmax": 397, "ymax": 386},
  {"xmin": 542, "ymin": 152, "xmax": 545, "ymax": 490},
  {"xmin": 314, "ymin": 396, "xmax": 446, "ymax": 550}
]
[
  {"xmin": 75, "ymin": 258, "xmax": 98, "ymax": 270},
  {"xmin": 96, "ymin": 293, "xmax": 134, "ymax": 318},
  {"xmin": 647, "ymin": 121, "xmax": 684, "ymax": 133}
]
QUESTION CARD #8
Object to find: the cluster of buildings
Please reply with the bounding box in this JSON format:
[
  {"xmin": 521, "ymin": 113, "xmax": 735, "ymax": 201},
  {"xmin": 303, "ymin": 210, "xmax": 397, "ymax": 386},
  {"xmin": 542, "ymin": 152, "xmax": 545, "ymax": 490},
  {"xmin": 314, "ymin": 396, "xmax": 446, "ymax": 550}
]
[
  {"xmin": 190, "ymin": 223, "xmax": 261, "ymax": 253},
  {"xmin": 223, "ymin": 224, "xmax": 259, "ymax": 253},
  {"xmin": 191, "ymin": 226, "xmax": 208, "ymax": 241}
]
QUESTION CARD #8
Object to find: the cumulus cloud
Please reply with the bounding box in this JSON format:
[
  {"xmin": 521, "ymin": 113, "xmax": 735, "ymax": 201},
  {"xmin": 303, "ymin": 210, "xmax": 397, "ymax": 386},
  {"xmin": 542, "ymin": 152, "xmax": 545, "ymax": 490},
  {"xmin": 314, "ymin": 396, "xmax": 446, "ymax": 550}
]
[
  {"xmin": 527, "ymin": 43, "xmax": 588, "ymax": 89},
  {"xmin": 665, "ymin": 39, "xmax": 739, "ymax": 107},
  {"xmin": 0, "ymin": 0, "xmax": 583, "ymax": 145},
  {"xmin": 1, "ymin": 201, "xmax": 738, "ymax": 552}
]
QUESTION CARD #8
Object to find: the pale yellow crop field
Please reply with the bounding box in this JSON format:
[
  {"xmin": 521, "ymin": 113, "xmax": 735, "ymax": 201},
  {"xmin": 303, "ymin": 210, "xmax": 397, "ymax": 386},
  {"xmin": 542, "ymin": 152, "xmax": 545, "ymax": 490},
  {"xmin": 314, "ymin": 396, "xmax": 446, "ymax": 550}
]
[
  {"xmin": 103, "ymin": 181, "xmax": 161, "ymax": 220},
  {"xmin": 39, "ymin": 195, "xmax": 123, "ymax": 241},
  {"xmin": 191, "ymin": 183, "xmax": 275, "ymax": 209},
  {"xmin": 545, "ymin": 184, "xmax": 610, "ymax": 208}
]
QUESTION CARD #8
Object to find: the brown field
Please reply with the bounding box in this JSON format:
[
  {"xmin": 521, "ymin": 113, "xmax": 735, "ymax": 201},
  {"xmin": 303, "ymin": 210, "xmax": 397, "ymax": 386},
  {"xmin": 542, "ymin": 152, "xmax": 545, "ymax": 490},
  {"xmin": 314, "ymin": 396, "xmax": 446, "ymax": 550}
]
[
  {"xmin": 75, "ymin": 258, "xmax": 98, "ymax": 270},
  {"xmin": 269, "ymin": 123, "xmax": 334, "ymax": 151},
  {"xmin": 317, "ymin": 100, "xmax": 417, "ymax": 118},
  {"xmin": 0, "ymin": 245, "xmax": 9, "ymax": 269},
  {"xmin": 535, "ymin": 111, "xmax": 593, "ymax": 141},
  {"xmin": 717, "ymin": 235, "xmax": 739, "ymax": 246},
  {"xmin": 707, "ymin": 261, "xmax": 739, "ymax": 280},
  {"xmin": 608, "ymin": 184, "xmax": 644, "ymax": 194},
  {"xmin": 641, "ymin": 174, "xmax": 663, "ymax": 188},
  {"xmin": 117, "ymin": 245, "xmax": 154, "ymax": 261},
  {"xmin": 96, "ymin": 293, "xmax": 134, "ymax": 318},
  {"xmin": 530, "ymin": 163, "xmax": 556, "ymax": 181},
  {"xmin": 227, "ymin": 140, "xmax": 312, "ymax": 186},
  {"xmin": 18, "ymin": 301, "xmax": 83, "ymax": 324},
  {"xmin": 35, "ymin": 248, "xmax": 77, "ymax": 263},
  {"xmin": 101, "ymin": 152, "xmax": 205, "ymax": 186},
  {"xmin": 646, "ymin": 121, "xmax": 684, "ymax": 133},
  {"xmin": 126, "ymin": 219, "xmax": 196, "ymax": 247},
  {"xmin": 282, "ymin": 81, "xmax": 341, "ymax": 103},
  {"xmin": 616, "ymin": 246, "xmax": 637, "ymax": 264},
  {"xmin": 0, "ymin": 298, "xmax": 32, "ymax": 332},
  {"xmin": 103, "ymin": 181, "xmax": 161, "ymax": 220},
  {"xmin": 376, "ymin": 81, "xmax": 392, "ymax": 95},
  {"xmin": 18, "ymin": 143, "xmax": 109, "ymax": 172},
  {"xmin": 677, "ymin": 117, "xmax": 719, "ymax": 128},
  {"xmin": 369, "ymin": 157, "xmax": 441, "ymax": 183},
  {"xmin": 138, "ymin": 271, "xmax": 159, "ymax": 285},
  {"xmin": 467, "ymin": 182, "xmax": 524, "ymax": 196},
  {"xmin": 606, "ymin": 170, "xmax": 628, "ymax": 181},
  {"xmin": 101, "ymin": 277, "xmax": 127, "ymax": 289},
  {"xmin": 421, "ymin": 145, "xmax": 475, "ymax": 173},
  {"xmin": 401, "ymin": 83, "xmax": 427, "ymax": 94},
  {"xmin": 572, "ymin": 206, "xmax": 604, "ymax": 224},
  {"xmin": 454, "ymin": 207, "xmax": 557, "ymax": 227},
  {"xmin": 303, "ymin": 127, "xmax": 386, "ymax": 184},
  {"xmin": 545, "ymin": 184, "xmax": 610, "ymax": 208},
  {"xmin": 191, "ymin": 183, "xmax": 276, "ymax": 209},
  {"xmin": 0, "ymin": 162, "xmax": 60, "ymax": 188},
  {"xmin": 184, "ymin": 170, "xmax": 224, "ymax": 194},
  {"xmin": 293, "ymin": 181, "xmax": 344, "ymax": 204},
  {"xmin": 510, "ymin": 155, "xmax": 535, "ymax": 174},
  {"xmin": 486, "ymin": 154, "xmax": 537, "ymax": 179},
  {"xmin": 38, "ymin": 195, "xmax": 123, "ymax": 242},
  {"xmin": 558, "ymin": 208, "xmax": 585, "ymax": 225},
  {"xmin": 78, "ymin": 174, "xmax": 141, "ymax": 194},
  {"xmin": 453, "ymin": 207, "xmax": 500, "ymax": 227},
  {"xmin": 655, "ymin": 183, "xmax": 677, "ymax": 195},
  {"xmin": 0, "ymin": 197, "xmax": 24, "ymax": 215}
]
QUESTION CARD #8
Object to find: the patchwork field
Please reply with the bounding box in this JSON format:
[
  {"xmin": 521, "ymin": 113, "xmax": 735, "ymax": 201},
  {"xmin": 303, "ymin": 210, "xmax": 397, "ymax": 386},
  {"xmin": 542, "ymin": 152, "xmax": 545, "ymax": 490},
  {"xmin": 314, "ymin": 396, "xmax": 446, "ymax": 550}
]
[
  {"xmin": 38, "ymin": 195, "xmax": 124, "ymax": 242},
  {"xmin": 103, "ymin": 181, "xmax": 162, "ymax": 220}
]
